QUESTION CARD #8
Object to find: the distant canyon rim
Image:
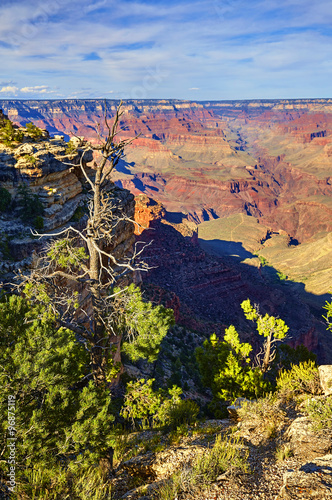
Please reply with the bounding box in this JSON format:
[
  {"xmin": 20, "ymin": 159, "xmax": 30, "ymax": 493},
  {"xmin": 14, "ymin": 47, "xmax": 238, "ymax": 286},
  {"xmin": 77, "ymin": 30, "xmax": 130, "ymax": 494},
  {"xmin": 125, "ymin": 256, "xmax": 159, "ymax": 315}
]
[{"xmin": 1, "ymin": 98, "xmax": 331, "ymax": 361}]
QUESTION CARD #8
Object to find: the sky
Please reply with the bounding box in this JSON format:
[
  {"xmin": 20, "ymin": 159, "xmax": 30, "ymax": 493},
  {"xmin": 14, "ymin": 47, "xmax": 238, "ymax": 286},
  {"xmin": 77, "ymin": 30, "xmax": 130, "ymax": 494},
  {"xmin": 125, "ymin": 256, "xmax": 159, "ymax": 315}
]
[{"xmin": 0, "ymin": 0, "xmax": 332, "ymax": 101}]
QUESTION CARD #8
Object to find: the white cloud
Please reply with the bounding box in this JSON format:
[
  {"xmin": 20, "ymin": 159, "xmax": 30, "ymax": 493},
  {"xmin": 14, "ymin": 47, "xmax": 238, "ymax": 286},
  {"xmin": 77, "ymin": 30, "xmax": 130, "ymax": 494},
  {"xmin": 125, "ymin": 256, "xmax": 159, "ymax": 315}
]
[
  {"xmin": 0, "ymin": 86, "xmax": 18, "ymax": 93},
  {"xmin": 83, "ymin": 0, "xmax": 108, "ymax": 14},
  {"xmin": 20, "ymin": 85, "xmax": 52, "ymax": 93},
  {"xmin": 0, "ymin": 84, "xmax": 58, "ymax": 97},
  {"xmin": 0, "ymin": 0, "xmax": 331, "ymax": 99}
]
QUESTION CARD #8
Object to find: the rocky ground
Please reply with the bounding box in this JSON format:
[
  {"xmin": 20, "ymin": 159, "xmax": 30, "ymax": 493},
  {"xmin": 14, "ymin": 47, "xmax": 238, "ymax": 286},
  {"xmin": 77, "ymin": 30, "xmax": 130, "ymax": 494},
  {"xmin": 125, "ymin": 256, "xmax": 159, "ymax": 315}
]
[{"xmin": 111, "ymin": 392, "xmax": 332, "ymax": 499}]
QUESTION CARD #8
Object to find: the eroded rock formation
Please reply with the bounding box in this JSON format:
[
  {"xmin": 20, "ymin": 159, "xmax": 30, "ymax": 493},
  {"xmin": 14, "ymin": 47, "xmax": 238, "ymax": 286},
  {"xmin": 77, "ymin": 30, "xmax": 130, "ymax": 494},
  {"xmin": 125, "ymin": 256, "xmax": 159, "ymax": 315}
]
[
  {"xmin": 1, "ymin": 98, "xmax": 331, "ymax": 246},
  {"xmin": 0, "ymin": 117, "xmax": 135, "ymax": 275}
]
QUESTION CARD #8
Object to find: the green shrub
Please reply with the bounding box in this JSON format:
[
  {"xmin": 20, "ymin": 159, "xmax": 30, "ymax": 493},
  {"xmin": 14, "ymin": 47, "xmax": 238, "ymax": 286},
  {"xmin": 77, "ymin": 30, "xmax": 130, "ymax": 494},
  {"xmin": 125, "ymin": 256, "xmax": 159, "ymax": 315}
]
[
  {"xmin": 14, "ymin": 464, "xmax": 112, "ymax": 499},
  {"xmin": 24, "ymin": 154, "xmax": 37, "ymax": 165},
  {"xmin": 275, "ymin": 444, "xmax": 293, "ymax": 461},
  {"xmin": 70, "ymin": 204, "xmax": 87, "ymax": 222},
  {"xmin": 117, "ymin": 283, "xmax": 175, "ymax": 364},
  {"xmin": 258, "ymin": 255, "xmax": 268, "ymax": 266},
  {"xmin": 276, "ymin": 361, "xmax": 321, "ymax": 399},
  {"xmin": 16, "ymin": 183, "xmax": 44, "ymax": 223},
  {"xmin": 0, "ymin": 295, "xmax": 116, "ymax": 492},
  {"xmin": 158, "ymin": 470, "xmax": 182, "ymax": 500},
  {"xmin": 164, "ymin": 399, "xmax": 199, "ymax": 430},
  {"xmin": 0, "ymin": 187, "xmax": 11, "ymax": 212},
  {"xmin": 25, "ymin": 122, "xmax": 44, "ymax": 140},
  {"xmin": 268, "ymin": 344, "xmax": 317, "ymax": 388},
  {"xmin": 196, "ymin": 328, "xmax": 269, "ymax": 404},
  {"xmin": 273, "ymin": 344, "xmax": 316, "ymax": 373},
  {"xmin": 168, "ymin": 424, "xmax": 189, "ymax": 445},
  {"xmin": 0, "ymin": 120, "xmax": 24, "ymax": 147},
  {"xmin": 156, "ymin": 385, "xmax": 182, "ymax": 426},
  {"xmin": 33, "ymin": 215, "xmax": 44, "ymax": 230},
  {"xmin": 120, "ymin": 378, "xmax": 161, "ymax": 429},
  {"xmin": 192, "ymin": 434, "xmax": 248, "ymax": 483},
  {"xmin": 0, "ymin": 234, "xmax": 12, "ymax": 260},
  {"xmin": 65, "ymin": 140, "xmax": 77, "ymax": 155},
  {"xmin": 323, "ymin": 295, "xmax": 332, "ymax": 332},
  {"xmin": 237, "ymin": 394, "xmax": 287, "ymax": 438},
  {"xmin": 120, "ymin": 380, "xmax": 199, "ymax": 431},
  {"xmin": 158, "ymin": 434, "xmax": 248, "ymax": 498},
  {"xmin": 304, "ymin": 396, "xmax": 332, "ymax": 431},
  {"xmin": 277, "ymin": 271, "xmax": 287, "ymax": 281}
]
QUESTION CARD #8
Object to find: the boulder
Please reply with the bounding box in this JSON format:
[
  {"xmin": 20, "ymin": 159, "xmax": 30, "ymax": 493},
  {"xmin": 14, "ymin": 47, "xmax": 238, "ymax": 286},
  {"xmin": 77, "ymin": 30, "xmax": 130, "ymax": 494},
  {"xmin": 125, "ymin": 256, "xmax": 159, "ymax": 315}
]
[
  {"xmin": 121, "ymin": 442, "xmax": 206, "ymax": 481},
  {"xmin": 277, "ymin": 454, "xmax": 332, "ymax": 499},
  {"xmin": 15, "ymin": 143, "xmax": 35, "ymax": 156},
  {"xmin": 285, "ymin": 416, "xmax": 332, "ymax": 459},
  {"xmin": 121, "ymin": 452, "xmax": 156, "ymax": 480},
  {"xmin": 318, "ymin": 365, "xmax": 332, "ymax": 395}
]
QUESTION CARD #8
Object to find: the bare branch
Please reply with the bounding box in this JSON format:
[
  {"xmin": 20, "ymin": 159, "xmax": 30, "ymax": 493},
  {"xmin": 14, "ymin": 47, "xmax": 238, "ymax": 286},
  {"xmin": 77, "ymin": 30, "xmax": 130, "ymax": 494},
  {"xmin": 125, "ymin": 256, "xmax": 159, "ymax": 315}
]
[{"xmin": 21, "ymin": 101, "xmax": 150, "ymax": 388}]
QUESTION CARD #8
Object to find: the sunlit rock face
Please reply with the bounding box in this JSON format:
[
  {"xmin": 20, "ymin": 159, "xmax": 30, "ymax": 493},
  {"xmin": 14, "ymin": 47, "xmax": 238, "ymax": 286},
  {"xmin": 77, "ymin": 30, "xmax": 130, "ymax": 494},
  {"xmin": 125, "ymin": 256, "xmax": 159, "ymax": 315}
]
[
  {"xmin": 0, "ymin": 117, "xmax": 135, "ymax": 276},
  {"xmin": 1, "ymin": 98, "xmax": 331, "ymax": 244},
  {"xmin": 0, "ymin": 133, "xmax": 93, "ymax": 230},
  {"xmin": 1, "ymin": 99, "xmax": 332, "ymax": 363}
]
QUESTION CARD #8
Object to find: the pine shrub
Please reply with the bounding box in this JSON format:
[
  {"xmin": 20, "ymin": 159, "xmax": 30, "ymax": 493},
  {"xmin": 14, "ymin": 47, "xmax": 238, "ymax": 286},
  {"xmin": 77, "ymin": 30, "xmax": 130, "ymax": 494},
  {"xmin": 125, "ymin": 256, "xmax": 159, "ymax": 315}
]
[{"xmin": 0, "ymin": 187, "xmax": 11, "ymax": 212}]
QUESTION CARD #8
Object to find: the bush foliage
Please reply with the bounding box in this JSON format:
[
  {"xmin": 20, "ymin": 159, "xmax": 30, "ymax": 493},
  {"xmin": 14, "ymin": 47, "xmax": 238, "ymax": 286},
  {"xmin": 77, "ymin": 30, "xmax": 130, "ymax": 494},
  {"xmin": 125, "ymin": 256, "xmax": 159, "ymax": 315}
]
[
  {"xmin": 116, "ymin": 284, "xmax": 175, "ymax": 363},
  {"xmin": 17, "ymin": 183, "xmax": 44, "ymax": 224},
  {"xmin": 158, "ymin": 434, "xmax": 248, "ymax": 499},
  {"xmin": 0, "ymin": 187, "xmax": 11, "ymax": 212},
  {"xmin": 120, "ymin": 378, "xmax": 199, "ymax": 431},
  {"xmin": 276, "ymin": 360, "xmax": 321, "ymax": 399},
  {"xmin": 304, "ymin": 396, "xmax": 332, "ymax": 431},
  {"xmin": 0, "ymin": 120, "xmax": 24, "ymax": 147},
  {"xmin": 0, "ymin": 295, "xmax": 116, "ymax": 498},
  {"xmin": 323, "ymin": 295, "xmax": 332, "ymax": 332},
  {"xmin": 196, "ymin": 328, "xmax": 269, "ymax": 404},
  {"xmin": 237, "ymin": 394, "xmax": 287, "ymax": 439},
  {"xmin": 24, "ymin": 122, "xmax": 44, "ymax": 140}
]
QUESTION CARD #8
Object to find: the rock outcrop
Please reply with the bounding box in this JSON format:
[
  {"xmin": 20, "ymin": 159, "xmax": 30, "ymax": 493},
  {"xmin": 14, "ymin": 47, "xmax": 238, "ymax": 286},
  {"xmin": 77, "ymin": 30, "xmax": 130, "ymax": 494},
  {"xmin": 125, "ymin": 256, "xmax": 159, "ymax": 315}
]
[
  {"xmin": 277, "ymin": 454, "xmax": 332, "ymax": 499},
  {"xmin": 318, "ymin": 365, "xmax": 332, "ymax": 395},
  {"xmin": 134, "ymin": 194, "xmax": 165, "ymax": 235},
  {"xmin": 0, "ymin": 132, "xmax": 93, "ymax": 231},
  {"xmin": 0, "ymin": 117, "xmax": 135, "ymax": 273},
  {"xmin": 285, "ymin": 415, "xmax": 332, "ymax": 459}
]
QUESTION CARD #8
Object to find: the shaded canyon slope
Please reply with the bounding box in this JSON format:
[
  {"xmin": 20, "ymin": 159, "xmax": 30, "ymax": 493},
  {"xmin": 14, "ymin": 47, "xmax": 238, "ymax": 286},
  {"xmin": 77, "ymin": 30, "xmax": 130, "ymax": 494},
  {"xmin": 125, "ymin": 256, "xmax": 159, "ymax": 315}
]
[{"xmin": 1, "ymin": 98, "xmax": 331, "ymax": 360}]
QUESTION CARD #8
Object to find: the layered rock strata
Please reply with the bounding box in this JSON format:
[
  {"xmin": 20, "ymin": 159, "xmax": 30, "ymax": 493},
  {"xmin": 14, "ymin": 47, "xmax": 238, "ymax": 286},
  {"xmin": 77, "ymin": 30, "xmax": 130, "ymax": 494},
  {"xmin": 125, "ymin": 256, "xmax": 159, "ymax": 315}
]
[
  {"xmin": 136, "ymin": 206, "xmax": 331, "ymax": 362},
  {"xmin": 0, "ymin": 116, "xmax": 135, "ymax": 274},
  {"xmin": 2, "ymin": 98, "xmax": 331, "ymax": 246}
]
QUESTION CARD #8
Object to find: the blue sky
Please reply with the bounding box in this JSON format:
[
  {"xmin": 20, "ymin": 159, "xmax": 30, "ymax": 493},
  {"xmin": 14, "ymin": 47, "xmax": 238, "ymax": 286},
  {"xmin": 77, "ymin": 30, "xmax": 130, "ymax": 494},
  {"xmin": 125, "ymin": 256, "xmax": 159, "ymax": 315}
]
[{"xmin": 0, "ymin": 0, "xmax": 332, "ymax": 100}]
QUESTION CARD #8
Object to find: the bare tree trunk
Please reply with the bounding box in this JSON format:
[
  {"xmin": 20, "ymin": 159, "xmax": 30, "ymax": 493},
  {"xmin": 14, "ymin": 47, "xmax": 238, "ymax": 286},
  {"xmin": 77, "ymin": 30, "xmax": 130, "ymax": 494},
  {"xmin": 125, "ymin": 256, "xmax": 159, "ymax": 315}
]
[
  {"xmin": 262, "ymin": 334, "xmax": 272, "ymax": 374},
  {"xmin": 21, "ymin": 101, "xmax": 147, "ymax": 388}
]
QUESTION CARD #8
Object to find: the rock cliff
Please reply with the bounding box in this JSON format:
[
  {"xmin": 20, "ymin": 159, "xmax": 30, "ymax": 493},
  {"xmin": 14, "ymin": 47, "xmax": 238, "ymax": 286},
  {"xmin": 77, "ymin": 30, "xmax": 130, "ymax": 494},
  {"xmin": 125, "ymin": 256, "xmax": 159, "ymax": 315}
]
[
  {"xmin": 2, "ymin": 98, "xmax": 330, "ymax": 247},
  {"xmin": 134, "ymin": 198, "xmax": 331, "ymax": 363},
  {"xmin": 0, "ymin": 114, "xmax": 135, "ymax": 273},
  {"xmin": 1, "ymin": 99, "xmax": 330, "ymax": 360}
]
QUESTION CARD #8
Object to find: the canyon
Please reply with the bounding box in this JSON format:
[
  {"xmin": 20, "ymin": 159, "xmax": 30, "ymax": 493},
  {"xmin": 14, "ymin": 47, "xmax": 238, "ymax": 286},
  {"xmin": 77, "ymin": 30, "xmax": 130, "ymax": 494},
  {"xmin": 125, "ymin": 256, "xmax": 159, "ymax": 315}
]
[
  {"xmin": 1, "ymin": 98, "xmax": 331, "ymax": 241},
  {"xmin": 0, "ymin": 99, "xmax": 331, "ymax": 362}
]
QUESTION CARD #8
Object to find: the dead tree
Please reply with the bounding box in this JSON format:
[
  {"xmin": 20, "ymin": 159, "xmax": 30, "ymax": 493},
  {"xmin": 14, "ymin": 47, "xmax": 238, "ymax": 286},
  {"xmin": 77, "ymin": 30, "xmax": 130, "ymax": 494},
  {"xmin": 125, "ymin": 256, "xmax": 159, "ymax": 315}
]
[{"xmin": 22, "ymin": 102, "xmax": 149, "ymax": 387}]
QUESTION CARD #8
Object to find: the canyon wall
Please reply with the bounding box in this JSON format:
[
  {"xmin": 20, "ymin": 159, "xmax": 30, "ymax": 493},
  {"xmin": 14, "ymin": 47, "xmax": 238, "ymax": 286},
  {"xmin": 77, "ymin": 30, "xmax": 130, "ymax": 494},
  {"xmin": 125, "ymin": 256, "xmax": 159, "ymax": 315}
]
[
  {"xmin": 1, "ymin": 98, "xmax": 331, "ymax": 244},
  {"xmin": 1, "ymin": 98, "xmax": 331, "ymax": 361},
  {"xmin": 0, "ymin": 118, "xmax": 135, "ymax": 271}
]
